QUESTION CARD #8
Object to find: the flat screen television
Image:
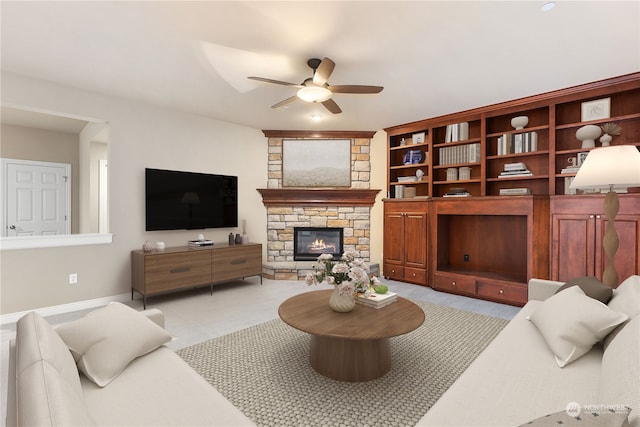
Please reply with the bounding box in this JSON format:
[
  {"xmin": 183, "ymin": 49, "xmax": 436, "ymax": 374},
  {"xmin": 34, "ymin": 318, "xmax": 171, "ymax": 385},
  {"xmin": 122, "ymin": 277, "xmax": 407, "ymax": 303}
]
[{"xmin": 145, "ymin": 168, "xmax": 238, "ymax": 231}]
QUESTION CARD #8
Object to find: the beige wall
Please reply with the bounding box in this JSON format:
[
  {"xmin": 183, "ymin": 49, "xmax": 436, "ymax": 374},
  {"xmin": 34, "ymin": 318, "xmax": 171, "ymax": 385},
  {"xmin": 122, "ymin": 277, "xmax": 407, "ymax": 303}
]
[
  {"xmin": 0, "ymin": 72, "xmax": 387, "ymax": 316},
  {"xmin": 1, "ymin": 124, "xmax": 81, "ymax": 233},
  {"xmin": 0, "ymin": 73, "xmax": 267, "ymax": 314},
  {"xmin": 369, "ymin": 130, "xmax": 387, "ymax": 268}
]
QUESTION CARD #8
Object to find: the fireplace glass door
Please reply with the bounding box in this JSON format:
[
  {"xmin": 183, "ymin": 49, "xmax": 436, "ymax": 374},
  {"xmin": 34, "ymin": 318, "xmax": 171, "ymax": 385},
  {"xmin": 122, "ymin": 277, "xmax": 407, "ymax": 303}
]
[{"xmin": 294, "ymin": 227, "xmax": 344, "ymax": 261}]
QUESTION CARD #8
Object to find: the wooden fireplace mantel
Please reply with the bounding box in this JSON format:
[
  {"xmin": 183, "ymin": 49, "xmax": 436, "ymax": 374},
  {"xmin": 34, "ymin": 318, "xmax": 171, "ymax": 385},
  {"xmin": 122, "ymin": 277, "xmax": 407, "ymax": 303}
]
[{"xmin": 257, "ymin": 188, "xmax": 380, "ymax": 207}]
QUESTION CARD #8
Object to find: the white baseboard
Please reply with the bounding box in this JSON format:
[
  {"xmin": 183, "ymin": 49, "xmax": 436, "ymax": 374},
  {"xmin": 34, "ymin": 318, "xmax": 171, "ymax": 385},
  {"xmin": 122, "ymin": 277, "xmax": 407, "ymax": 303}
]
[{"xmin": 1, "ymin": 293, "xmax": 131, "ymax": 325}]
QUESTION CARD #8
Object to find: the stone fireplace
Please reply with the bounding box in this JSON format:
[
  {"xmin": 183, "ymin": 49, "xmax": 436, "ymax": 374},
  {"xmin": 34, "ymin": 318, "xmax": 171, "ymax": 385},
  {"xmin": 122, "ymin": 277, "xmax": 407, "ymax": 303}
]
[
  {"xmin": 258, "ymin": 131, "xmax": 379, "ymax": 280},
  {"xmin": 293, "ymin": 227, "xmax": 344, "ymax": 261}
]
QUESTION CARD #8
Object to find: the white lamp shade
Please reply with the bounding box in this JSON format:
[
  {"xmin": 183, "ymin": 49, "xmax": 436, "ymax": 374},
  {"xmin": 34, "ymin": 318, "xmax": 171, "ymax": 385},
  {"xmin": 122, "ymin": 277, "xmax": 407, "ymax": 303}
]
[{"xmin": 570, "ymin": 145, "xmax": 640, "ymax": 191}]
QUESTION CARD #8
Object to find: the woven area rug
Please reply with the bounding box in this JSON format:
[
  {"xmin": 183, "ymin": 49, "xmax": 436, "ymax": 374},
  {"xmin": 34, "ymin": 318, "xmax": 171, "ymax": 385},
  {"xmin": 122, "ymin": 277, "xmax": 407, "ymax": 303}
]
[{"xmin": 177, "ymin": 301, "xmax": 509, "ymax": 427}]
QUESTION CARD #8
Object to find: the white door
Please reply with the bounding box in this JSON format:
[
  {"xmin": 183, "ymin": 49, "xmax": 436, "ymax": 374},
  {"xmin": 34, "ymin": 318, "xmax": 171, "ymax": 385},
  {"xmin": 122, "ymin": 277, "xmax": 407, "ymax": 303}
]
[{"xmin": 1, "ymin": 159, "xmax": 71, "ymax": 237}]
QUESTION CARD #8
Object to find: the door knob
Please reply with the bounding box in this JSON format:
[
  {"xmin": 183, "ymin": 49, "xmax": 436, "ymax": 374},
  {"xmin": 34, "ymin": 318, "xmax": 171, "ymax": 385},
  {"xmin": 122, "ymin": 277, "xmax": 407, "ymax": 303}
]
[{"xmin": 9, "ymin": 225, "xmax": 16, "ymax": 230}]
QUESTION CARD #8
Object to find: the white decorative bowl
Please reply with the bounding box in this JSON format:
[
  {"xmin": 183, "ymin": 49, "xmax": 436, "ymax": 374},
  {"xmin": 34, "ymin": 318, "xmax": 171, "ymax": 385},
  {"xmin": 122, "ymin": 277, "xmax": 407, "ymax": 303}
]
[
  {"xmin": 511, "ymin": 116, "xmax": 529, "ymax": 130},
  {"xmin": 575, "ymin": 124, "xmax": 602, "ymax": 148}
]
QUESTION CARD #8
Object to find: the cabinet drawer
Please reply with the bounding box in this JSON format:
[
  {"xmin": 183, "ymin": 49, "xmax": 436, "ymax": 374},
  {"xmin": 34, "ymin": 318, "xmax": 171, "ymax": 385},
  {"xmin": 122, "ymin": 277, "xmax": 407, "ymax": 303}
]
[
  {"xmin": 477, "ymin": 281, "xmax": 527, "ymax": 305},
  {"xmin": 383, "ymin": 263, "xmax": 404, "ymax": 281},
  {"xmin": 145, "ymin": 251, "xmax": 211, "ymax": 293},
  {"xmin": 434, "ymin": 273, "xmax": 476, "ymax": 295},
  {"xmin": 212, "ymin": 245, "xmax": 262, "ymax": 281},
  {"xmin": 404, "ymin": 267, "xmax": 426, "ymax": 284}
]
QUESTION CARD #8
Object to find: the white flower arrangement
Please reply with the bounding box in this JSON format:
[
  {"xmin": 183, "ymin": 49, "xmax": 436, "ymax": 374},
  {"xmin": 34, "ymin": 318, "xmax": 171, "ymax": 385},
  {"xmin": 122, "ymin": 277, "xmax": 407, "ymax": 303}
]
[{"xmin": 305, "ymin": 250, "xmax": 380, "ymax": 296}]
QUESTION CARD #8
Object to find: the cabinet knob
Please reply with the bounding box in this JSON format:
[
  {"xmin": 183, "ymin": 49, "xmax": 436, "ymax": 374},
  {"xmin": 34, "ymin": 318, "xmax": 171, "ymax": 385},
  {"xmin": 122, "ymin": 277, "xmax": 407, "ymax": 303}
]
[
  {"xmin": 498, "ymin": 289, "xmax": 504, "ymax": 294},
  {"xmin": 596, "ymin": 215, "xmax": 601, "ymax": 219},
  {"xmin": 589, "ymin": 215, "xmax": 595, "ymax": 219},
  {"xmin": 412, "ymin": 272, "xmax": 416, "ymax": 277},
  {"xmin": 451, "ymin": 281, "xmax": 456, "ymax": 286},
  {"xmin": 391, "ymin": 269, "xmax": 396, "ymax": 273}
]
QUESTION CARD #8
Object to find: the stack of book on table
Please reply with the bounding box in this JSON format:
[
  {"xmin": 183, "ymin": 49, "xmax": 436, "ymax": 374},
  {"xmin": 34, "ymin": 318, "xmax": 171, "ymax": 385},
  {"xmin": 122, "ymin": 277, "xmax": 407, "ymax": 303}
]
[
  {"xmin": 356, "ymin": 291, "xmax": 398, "ymax": 309},
  {"xmin": 499, "ymin": 162, "xmax": 532, "ymax": 178}
]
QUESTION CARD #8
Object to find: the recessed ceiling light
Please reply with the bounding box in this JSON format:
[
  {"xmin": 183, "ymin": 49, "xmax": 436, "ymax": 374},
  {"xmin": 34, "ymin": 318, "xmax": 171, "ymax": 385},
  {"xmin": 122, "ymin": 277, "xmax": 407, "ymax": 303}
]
[
  {"xmin": 311, "ymin": 114, "xmax": 322, "ymax": 121},
  {"xmin": 541, "ymin": 2, "xmax": 556, "ymax": 12}
]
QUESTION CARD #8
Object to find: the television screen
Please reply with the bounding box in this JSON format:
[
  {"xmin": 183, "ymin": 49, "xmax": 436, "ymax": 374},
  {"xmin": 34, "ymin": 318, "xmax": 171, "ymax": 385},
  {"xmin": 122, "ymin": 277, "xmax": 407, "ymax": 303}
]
[{"xmin": 145, "ymin": 168, "xmax": 238, "ymax": 231}]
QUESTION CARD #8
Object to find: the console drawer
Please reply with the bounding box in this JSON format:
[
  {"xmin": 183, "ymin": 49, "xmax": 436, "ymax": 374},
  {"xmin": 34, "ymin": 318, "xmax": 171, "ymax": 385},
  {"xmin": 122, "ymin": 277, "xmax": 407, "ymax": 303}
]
[
  {"xmin": 434, "ymin": 273, "xmax": 476, "ymax": 295},
  {"xmin": 144, "ymin": 251, "xmax": 212, "ymax": 293},
  {"xmin": 477, "ymin": 280, "xmax": 527, "ymax": 305},
  {"xmin": 212, "ymin": 245, "xmax": 262, "ymax": 281}
]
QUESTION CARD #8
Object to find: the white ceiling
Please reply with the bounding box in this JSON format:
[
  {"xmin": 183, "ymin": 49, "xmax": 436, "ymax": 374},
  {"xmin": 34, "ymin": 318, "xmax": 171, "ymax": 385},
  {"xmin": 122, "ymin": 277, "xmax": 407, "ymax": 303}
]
[{"xmin": 1, "ymin": 1, "xmax": 639, "ymax": 132}]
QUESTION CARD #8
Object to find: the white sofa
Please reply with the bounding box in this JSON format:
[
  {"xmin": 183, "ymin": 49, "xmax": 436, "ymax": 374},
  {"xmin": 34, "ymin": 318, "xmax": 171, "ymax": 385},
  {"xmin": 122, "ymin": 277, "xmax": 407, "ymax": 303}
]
[
  {"xmin": 418, "ymin": 275, "xmax": 640, "ymax": 427},
  {"xmin": 6, "ymin": 302, "xmax": 256, "ymax": 426}
]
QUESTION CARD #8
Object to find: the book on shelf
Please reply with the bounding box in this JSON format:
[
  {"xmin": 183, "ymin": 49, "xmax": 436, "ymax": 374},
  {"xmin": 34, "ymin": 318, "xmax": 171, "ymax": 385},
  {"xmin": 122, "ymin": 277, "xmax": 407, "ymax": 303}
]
[
  {"xmin": 504, "ymin": 162, "xmax": 527, "ymax": 171},
  {"xmin": 438, "ymin": 142, "xmax": 480, "ymax": 166},
  {"xmin": 498, "ymin": 171, "xmax": 532, "ymax": 178},
  {"xmin": 445, "ymin": 122, "xmax": 469, "ymax": 143},
  {"xmin": 499, "ymin": 188, "xmax": 531, "ymax": 196},
  {"xmin": 560, "ymin": 166, "xmax": 580, "ymax": 174},
  {"xmin": 499, "ymin": 162, "xmax": 531, "ymax": 178},
  {"xmin": 443, "ymin": 188, "xmax": 471, "ymax": 197},
  {"xmin": 356, "ymin": 291, "xmax": 398, "ymax": 309},
  {"xmin": 497, "ymin": 131, "xmax": 537, "ymax": 155}
]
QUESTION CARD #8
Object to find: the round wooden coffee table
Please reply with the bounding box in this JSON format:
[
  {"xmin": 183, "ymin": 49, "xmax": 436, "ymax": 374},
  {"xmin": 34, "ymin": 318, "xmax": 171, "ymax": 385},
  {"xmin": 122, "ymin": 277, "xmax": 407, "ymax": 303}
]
[{"xmin": 278, "ymin": 289, "xmax": 425, "ymax": 382}]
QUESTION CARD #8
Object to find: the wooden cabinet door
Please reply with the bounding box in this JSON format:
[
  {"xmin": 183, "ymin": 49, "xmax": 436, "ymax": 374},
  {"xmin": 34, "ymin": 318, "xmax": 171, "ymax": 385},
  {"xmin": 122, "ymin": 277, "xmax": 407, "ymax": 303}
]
[
  {"xmin": 404, "ymin": 211, "xmax": 428, "ymax": 269},
  {"xmin": 383, "ymin": 210, "xmax": 405, "ymax": 266},
  {"xmin": 595, "ymin": 214, "xmax": 640, "ymax": 285},
  {"xmin": 551, "ymin": 213, "xmax": 596, "ymax": 282}
]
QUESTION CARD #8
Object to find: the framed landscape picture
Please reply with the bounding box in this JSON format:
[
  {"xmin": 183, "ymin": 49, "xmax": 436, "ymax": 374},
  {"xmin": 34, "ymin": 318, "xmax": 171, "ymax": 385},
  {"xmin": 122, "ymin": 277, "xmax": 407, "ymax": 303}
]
[{"xmin": 283, "ymin": 139, "xmax": 351, "ymax": 187}]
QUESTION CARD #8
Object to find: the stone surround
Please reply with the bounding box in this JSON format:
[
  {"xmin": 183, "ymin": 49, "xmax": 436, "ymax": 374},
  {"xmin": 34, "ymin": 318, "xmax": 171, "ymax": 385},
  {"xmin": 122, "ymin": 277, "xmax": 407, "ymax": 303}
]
[{"xmin": 260, "ymin": 134, "xmax": 377, "ymax": 280}]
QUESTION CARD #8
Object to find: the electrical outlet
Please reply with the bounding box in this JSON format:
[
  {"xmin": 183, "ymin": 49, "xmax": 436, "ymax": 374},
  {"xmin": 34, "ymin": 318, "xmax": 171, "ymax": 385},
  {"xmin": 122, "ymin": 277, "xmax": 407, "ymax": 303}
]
[
  {"xmin": 69, "ymin": 273, "xmax": 78, "ymax": 284},
  {"xmin": 464, "ymin": 254, "xmax": 470, "ymax": 262}
]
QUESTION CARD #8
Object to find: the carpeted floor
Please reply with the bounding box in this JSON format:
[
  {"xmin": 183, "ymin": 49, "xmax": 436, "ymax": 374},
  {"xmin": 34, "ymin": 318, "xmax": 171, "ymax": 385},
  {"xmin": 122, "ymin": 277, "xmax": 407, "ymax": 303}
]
[{"xmin": 177, "ymin": 300, "xmax": 508, "ymax": 427}]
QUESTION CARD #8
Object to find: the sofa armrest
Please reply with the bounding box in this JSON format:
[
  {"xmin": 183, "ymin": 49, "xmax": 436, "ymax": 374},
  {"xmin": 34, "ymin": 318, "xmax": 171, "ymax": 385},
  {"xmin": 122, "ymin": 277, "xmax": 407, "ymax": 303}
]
[
  {"xmin": 141, "ymin": 308, "xmax": 165, "ymax": 328},
  {"xmin": 528, "ymin": 278, "xmax": 563, "ymax": 301}
]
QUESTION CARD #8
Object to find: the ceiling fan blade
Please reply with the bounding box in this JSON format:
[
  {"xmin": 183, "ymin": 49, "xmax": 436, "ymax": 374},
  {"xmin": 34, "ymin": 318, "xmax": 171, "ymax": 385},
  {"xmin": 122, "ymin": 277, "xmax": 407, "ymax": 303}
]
[
  {"xmin": 321, "ymin": 98, "xmax": 342, "ymax": 114},
  {"xmin": 271, "ymin": 96, "xmax": 299, "ymax": 109},
  {"xmin": 329, "ymin": 85, "xmax": 384, "ymax": 94},
  {"xmin": 248, "ymin": 76, "xmax": 303, "ymax": 88},
  {"xmin": 313, "ymin": 57, "xmax": 335, "ymax": 86}
]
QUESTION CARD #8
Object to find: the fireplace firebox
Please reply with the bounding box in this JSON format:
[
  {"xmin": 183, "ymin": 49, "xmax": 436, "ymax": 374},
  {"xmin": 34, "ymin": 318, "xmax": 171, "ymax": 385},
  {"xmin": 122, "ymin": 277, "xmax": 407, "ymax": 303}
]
[{"xmin": 294, "ymin": 227, "xmax": 344, "ymax": 261}]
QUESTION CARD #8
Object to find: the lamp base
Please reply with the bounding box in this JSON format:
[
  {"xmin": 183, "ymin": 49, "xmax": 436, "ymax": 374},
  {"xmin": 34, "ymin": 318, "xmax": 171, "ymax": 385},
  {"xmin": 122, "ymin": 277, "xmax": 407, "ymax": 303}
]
[{"xmin": 602, "ymin": 191, "xmax": 620, "ymax": 288}]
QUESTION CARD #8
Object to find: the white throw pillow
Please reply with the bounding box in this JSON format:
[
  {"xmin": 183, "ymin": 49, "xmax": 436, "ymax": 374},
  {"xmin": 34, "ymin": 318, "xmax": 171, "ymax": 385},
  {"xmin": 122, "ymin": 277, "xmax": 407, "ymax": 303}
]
[
  {"xmin": 528, "ymin": 286, "xmax": 628, "ymax": 367},
  {"xmin": 56, "ymin": 302, "xmax": 171, "ymax": 387}
]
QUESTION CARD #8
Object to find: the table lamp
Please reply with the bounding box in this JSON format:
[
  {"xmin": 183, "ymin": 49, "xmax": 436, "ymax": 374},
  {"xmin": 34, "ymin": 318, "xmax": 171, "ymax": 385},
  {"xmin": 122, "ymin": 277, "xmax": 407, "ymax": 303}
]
[{"xmin": 570, "ymin": 145, "xmax": 640, "ymax": 287}]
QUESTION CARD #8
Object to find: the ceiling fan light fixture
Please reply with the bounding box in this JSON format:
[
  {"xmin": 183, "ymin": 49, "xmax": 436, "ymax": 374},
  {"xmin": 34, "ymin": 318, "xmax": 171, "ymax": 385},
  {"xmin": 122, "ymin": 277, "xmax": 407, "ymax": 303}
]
[{"xmin": 297, "ymin": 86, "xmax": 332, "ymax": 103}]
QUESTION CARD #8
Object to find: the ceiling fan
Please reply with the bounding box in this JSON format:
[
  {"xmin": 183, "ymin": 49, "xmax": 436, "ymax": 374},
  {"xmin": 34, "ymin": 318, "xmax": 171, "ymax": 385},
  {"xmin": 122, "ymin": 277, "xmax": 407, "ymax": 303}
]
[{"xmin": 248, "ymin": 57, "xmax": 383, "ymax": 114}]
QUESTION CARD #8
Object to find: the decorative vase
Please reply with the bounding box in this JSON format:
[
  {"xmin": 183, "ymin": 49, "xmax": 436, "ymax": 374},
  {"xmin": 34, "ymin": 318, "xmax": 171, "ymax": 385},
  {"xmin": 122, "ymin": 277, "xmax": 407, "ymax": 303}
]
[
  {"xmin": 142, "ymin": 240, "xmax": 152, "ymax": 252},
  {"xmin": 329, "ymin": 287, "xmax": 355, "ymax": 313},
  {"xmin": 576, "ymin": 124, "xmax": 602, "ymax": 149},
  {"xmin": 511, "ymin": 115, "xmax": 529, "ymax": 130},
  {"xmin": 600, "ymin": 133, "xmax": 612, "ymax": 146},
  {"xmin": 228, "ymin": 232, "xmax": 235, "ymax": 245},
  {"xmin": 241, "ymin": 232, "xmax": 249, "ymax": 244},
  {"xmin": 235, "ymin": 233, "xmax": 242, "ymax": 244}
]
